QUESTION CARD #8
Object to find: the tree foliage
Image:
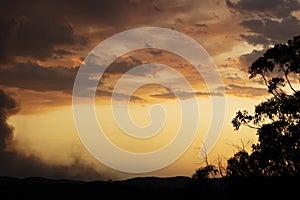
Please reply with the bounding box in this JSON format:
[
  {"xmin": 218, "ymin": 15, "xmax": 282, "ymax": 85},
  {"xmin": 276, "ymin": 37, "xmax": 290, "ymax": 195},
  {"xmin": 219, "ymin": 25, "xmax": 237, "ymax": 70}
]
[
  {"xmin": 227, "ymin": 35, "xmax": 300, "ymax": 177},
  {"xmin": 192, "ymin": 164, "xmax": 219, "ymax": 180}
]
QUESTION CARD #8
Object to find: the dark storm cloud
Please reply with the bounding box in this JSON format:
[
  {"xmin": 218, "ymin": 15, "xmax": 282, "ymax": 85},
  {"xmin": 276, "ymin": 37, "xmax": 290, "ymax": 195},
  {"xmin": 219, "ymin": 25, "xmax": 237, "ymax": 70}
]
[
  {"xmin": 0, "ymin": 56, "xmax": 160, "ymax": 97},
  {"xmin": 0, "ymin": 0, "xmax": 212, "ymax": 65},
  {"xmin": 239, "ymin": 49, "xmax": 265, "ymax": 71},
  {"xmin": 105, "ymin": 56, "xmax": 143, "ymax": 75},
  {"xmin": 97, "ymin": 55, "xmax": 161, "ymax": 77},
  {"xmin": 54, "ymin": 49, "xmax": 75, "ymax": 56},
  {"xmin": 226, "ymin": 0, "xmax": 300, "ymax": 18},
  {"xmin": 0, "ymin": 62, "xmax": 78, "ymax": 92},
  {"xmin": 0, "ymin": 61, "xmax": 144, "ymax": 102},
  {"xmin": 0, "ymin": 151, "xmax": 105, "ymax": 180},
  {"xmin": 0, "ymin": 89, "xmax": 19, "ymax": 149},
  {"xmin": 0, "ymin": 14, "xmax": 88, "ymax": 63},
  {"xmin": 240, "ymin": 34, "xmax": 271, "ymax": 47},
  {"xmin": 241, "ymin": 17, "xmax": 300, "ymax": 44},
  {"xmin": 0, "ymin": 0, "xmax": 143, "ymax": 29},
  {"xmin": 0, "ymin": 17, "xmax": 17, "ymax": 64},
  {"xmin": 0, "ymin": 89, "xmax": 104, "ymax": 180},
  {"xmin": 61, "ymin": 0, "xmax": 160, "ymax": 24},
  {"xmin": 0, "ymin": 0, "xmax": 151, "ymax": 63},
  {"xmin": 227, "ymin": 0, "xmax": 300, "ymax": 47}
]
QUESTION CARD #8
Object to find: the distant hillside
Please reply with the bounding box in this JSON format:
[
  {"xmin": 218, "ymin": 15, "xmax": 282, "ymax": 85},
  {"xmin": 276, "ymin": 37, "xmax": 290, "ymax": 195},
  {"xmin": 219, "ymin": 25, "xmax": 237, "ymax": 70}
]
[
  {"xmin": 0, "ymin": 176, "xmax": 299, "ymax": 199},
  {"xmin": 119, "ymin": 176, "xmax": 191, "ymax": 188}
]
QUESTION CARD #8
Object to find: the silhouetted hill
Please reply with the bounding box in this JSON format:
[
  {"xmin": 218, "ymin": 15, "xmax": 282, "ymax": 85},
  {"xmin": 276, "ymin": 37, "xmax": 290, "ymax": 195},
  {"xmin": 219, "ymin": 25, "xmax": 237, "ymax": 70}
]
[
  {"xmin": 120, "ymin": 176, "xmax": 191, "ymax": 188},
  {"xmin": 0, "ymin": 175, "xmax": 299, "ymax": 199}
]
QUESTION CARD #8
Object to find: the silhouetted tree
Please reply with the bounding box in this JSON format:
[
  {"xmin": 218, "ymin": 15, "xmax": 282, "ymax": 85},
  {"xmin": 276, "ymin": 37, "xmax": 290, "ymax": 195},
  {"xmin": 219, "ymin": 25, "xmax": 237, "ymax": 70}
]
[
  {"xmin": 193, "ymin": 164, "xmax": 219, "ymax": 180},
  {"xmin": 227, "ymin": 35, "xmax": 300, "ymax": 177},
  {"xmin": 193, "ymin": 147, "xmax": 223, "ymax": 179}
]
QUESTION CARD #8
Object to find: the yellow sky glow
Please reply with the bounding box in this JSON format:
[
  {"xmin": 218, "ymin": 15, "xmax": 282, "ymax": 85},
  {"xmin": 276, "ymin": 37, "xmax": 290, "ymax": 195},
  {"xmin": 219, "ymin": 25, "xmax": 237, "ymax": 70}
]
[{"xmin": 8, "ymin": 95, "xmax": 260, "ymax": 179}]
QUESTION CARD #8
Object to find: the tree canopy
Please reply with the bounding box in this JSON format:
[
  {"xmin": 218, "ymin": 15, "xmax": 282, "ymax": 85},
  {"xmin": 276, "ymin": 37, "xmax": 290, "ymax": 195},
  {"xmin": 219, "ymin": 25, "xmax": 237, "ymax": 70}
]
[
  {"xmin": 228, "ymin": 35, "xmax": 300, "ymax": 177},
  {"xmin": 193, "ymin": 35, "xmax": 300, "ymax": 179}
]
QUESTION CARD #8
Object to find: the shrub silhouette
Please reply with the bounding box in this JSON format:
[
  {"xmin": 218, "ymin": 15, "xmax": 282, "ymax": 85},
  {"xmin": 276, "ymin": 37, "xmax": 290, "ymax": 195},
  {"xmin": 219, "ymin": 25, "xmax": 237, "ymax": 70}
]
[{"xmin": 192, "ymin": 164, "xmax": 219, "ymax": 180}]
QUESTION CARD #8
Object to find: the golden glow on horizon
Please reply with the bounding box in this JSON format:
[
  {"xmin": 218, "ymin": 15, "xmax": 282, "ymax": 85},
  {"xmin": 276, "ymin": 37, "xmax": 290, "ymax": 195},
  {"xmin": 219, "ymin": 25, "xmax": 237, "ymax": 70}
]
[{"xmin": 8, "ymin": 95, "xmax": 259, "ymax": 179}]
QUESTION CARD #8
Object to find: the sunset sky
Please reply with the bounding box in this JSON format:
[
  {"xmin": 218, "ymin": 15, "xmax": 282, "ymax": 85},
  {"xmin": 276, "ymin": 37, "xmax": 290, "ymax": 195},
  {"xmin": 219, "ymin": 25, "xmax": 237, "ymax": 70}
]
[{"xmin": 1, "ymin": 0, "xmax": 300, "ymax": 181}]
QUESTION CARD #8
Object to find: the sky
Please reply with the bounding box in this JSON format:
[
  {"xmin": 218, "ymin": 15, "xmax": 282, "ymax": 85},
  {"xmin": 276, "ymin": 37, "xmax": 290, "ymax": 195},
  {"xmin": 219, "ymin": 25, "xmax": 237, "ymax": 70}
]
[{"xmin": 0, "ymin": 0, "xmax": 300, "ymax": 181}]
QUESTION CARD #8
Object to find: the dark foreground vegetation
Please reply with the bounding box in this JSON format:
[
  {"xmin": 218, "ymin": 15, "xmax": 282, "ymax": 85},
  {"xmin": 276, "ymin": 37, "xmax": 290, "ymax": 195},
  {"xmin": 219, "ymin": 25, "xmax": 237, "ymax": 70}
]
[{"xmin": 0, "ymin": 176, "xmax": 299, "ymax": 199}]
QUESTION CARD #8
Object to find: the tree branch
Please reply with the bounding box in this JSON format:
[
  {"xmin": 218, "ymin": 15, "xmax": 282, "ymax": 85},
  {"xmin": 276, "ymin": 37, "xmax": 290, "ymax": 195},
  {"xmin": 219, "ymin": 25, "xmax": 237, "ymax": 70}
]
[
  {"xmin": 285, "ymin": 72, "xmax": 297, "ymax": 93},
  {"xmin": 242, "ymin": 120, "xmax": 260, "ymax": 130}
]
